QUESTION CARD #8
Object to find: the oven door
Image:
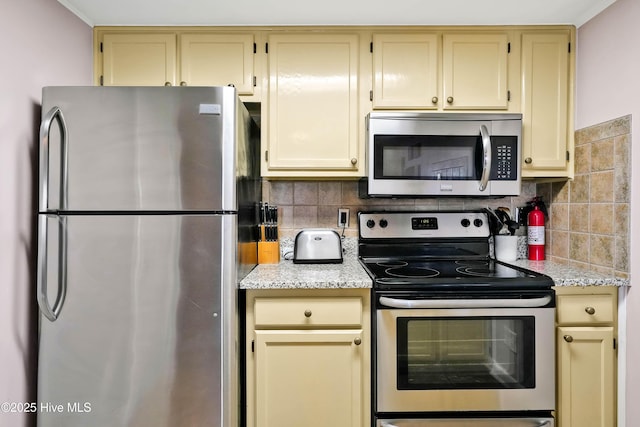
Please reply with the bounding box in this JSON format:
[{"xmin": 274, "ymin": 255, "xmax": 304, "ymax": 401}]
[{"xmin": 375, "ymin": 292, "xmax": 555, "ymax": 413}]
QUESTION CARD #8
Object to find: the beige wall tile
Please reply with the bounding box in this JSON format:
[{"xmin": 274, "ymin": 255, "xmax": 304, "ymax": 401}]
[
  {"xmin": 550, "ymin": 230, "xmax": 569, "ymax": 258},
  {"xmin": 590, "ymin": 171, "xmax": 614, "ymax": 203},
  {"xmin": 293, "ymin": 181, "xmax": 318, "ymax": 205},
  {"xmin": 293, "ymin": 205, "xmax": 317, "ymax": 228},
  {"xmin": 550, "ymin": 203, "xmax": 569, "ymax": 230},
  {"xmin": 318, "ymin": 181, "xmax": 342, "ymax": 205},
  {"xmin": 590, "ymin": 234, "xmax": 614, "ymax": 267},
  {"xmin": 614, "ymin": 203, "xmax": 630, "ymax": 236},
  {"xmin": 591, "ymin": 138, "xmax": 614, "ymax": 171},
  {"xmin": 569, "ymin": 232, "xmax": 590, "ymax": 262},
  {"xmin": 569, "ymin": 203, "xmax": 589, "ymax": 233},
  {"xmin": 589, "ymin": 203, "xmax": 614, "ymax": 235},
  {"xmin": 574, "ymin": 144, "xmax": 591, "ymax": 174},
  {"xmin": 615, "ymin": 235, "xmax": 629, "ymax": 273},
  {"xmin": 569, "ymin": 175, "xmax": 590, "ymax": 203},
  {"xmin": 602, "ymin": 115, "xmax": 631, "ymax": 139},
  {"xmin": 269, "ymin": 181, "xmax": 293, "ymax": 205},
  {"xmin": 614, "ymin": 134, "xmax": 631, "ymax": 203},
  {"xmin": 551, "ymin": 181, "xmax": 570, "ymax": 203}
]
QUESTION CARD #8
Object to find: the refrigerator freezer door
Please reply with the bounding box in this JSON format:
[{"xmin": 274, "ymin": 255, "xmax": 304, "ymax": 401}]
[
  {"xmin": 40, "ymin": 86, "xmax": 244, "ymax": 212},
  {"xmin": 37, "ymin": 214, "xmax": 239, "ymax": 427}
]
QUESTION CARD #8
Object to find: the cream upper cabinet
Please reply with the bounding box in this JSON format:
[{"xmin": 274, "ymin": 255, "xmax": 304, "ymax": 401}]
[
  {"xmin": 245, "ymin": 289, "xmax": 370, "ymax": 427},
  {"xmin": 264, "ymin": 33, "xmax": 363, "ymax": 177},
  {"xmin": 102, "ymin": 33, "xmax": 177, "ymax": 86},
  {"xmin": 555, "ymin": 286, "xmax": 617, "ymax": 427},
  {"xmin": 521, "ymin": 32, "xmax": 573, "ymax": 178},
  {"xmin": 179, "ymin": 33, "xmax": 255, "ymax": 94},
  {"xmin": 371, "ymin": 32, "xmax": 509, "ymax": 110},
  {"xmin": 371, "ymin": 33, "xmax": 440, "ymax": 109},
  {"xmin": 442, "ymin": 33, "xmax": 509, "ymax": 110}
]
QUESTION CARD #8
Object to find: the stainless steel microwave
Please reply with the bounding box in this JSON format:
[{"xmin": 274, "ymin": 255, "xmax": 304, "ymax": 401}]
[{"xmin": 362, "ymin": 112, "xmax": 522, "ymax": 197}]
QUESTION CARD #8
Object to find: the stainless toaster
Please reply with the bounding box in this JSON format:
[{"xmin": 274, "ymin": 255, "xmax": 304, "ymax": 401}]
[{"xmin": 293, "ymin": 229, "xmax": 343, "ymax": 264}]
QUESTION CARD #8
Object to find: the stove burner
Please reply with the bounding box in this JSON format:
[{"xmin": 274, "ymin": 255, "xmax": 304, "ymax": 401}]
[
  {"xmin": 385, "ymin": 266, "xmax": 440, "ymax": 278},
  {"xmin": 378, "ymin": 261, "xmax": 408, "ymax": 268},
  {"xmin": 455, "ymin": 266, "xmax": 495, "ymax": 277}
]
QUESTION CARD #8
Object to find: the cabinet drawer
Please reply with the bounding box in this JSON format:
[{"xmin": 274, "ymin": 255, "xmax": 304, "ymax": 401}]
[
  {"xmin": 556, "ymin": 293, "xmax": 615, "ymax": 325},
  {"xmin": 254, "ymin": 297, "xmax": 362, "ymax": 328}
]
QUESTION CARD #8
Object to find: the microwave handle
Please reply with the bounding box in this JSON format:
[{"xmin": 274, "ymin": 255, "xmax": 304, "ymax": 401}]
[
  {"xmin": 379, "ymin": 295, "xmax": 552, "ymax": 309},
  {"xmin": 479, "ymin": 124, "xmax": 492, "ymax": 191}
]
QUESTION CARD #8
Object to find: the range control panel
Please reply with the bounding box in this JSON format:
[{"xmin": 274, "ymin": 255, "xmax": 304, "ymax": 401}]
[{"xmin": 358, "ymin": 211, "xmax": 490, "ymax": 240}]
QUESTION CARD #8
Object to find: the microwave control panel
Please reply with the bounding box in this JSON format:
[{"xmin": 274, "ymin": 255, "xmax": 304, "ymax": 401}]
[{"xmin": 490, "ymin": 137, "xmax": 518, "ymax": 180}]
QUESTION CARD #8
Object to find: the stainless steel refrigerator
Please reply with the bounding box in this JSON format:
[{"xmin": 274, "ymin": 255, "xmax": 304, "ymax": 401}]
[{"xmin": 36, "ymin": 86, "xmax": 260, "ymax": 426}]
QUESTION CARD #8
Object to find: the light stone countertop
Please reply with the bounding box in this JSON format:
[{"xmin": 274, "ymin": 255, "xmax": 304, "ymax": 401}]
[
  {"xmin": 510, "ymin": 259, "xmax": 630, "ymax": 287},
  {"xmin": 239, "ymin": 237, "xmax": 629, "ymax": 290},
  {"xmin": 240, "ymin": 256, "xmax": 373, "ymax": 289}
]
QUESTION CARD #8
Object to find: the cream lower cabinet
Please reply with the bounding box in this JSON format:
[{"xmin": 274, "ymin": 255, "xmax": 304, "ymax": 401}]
[
  {"xmin": 245, "ymin": 289, "xmax": 370, "ymax": 427},
  {"xmin": 264, "ymin": 33, "xmax": 364, "ymax": 177},
  {"xmin": 555, "ymin": 286, "xmax": 617, "ymax": 427}
]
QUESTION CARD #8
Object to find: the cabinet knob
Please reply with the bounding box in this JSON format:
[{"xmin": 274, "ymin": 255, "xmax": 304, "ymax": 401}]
[
  {"xmin": 354, "ymin": 337, "xmax": 362, "ymax": 345},
  {"xmin": 447, "ymin": 96, "xmax": 454, "ymax": 104},
  {"xmin": 431, "ymin": 96, "xmax": 438, "ymax": 104},
  {"xmin": 164, "ymin": 82, "xmax": 172, "ymax": 86},
  {"xmin": 304, "ymin": 309, "xmax": 312, "ymax": 318},
  {"xmin": 563, "ymin": 335, "xmax": 574, "ymax": 343},
  {"xmin": 180, "ymin": 81, "xmax": 187, "ymax": 86},
  {"xmin": 350, "ymin": 158, "xmax": 358, "ymax": 165},
  {"xmin": 585, "ymin": 306, "xmax": 596, "ymax": 315},
  {"xmin": 524, "ymin": 157, "xmax": 533, "ymax": 164}
]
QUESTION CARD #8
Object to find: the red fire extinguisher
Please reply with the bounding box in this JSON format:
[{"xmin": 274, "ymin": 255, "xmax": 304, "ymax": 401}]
[{"xmin": 528, "ymin": 205, "xmax": 545, "ymax": 260}]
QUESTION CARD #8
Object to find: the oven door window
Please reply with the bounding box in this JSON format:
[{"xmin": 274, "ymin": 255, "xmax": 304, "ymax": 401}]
[
  {"xmin": 373, "ymin": 135, "xmax": 482, "ymax": 180},
  {"xmin": 397, "ymin": 316, "xmax": 535, "ymax": 389}
]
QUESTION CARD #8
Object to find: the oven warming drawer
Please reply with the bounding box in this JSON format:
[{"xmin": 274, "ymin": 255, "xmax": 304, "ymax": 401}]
[{"xmin": 376, "ymin": 417, "xmax": 554, "ymax": 427}]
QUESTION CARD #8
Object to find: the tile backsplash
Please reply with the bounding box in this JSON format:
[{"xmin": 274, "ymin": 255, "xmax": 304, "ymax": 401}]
[
  {"xmin": 262, "ymin": 179, "xmax": 537, "ymax": 239},
  {"xmin": 262, "ymin": 116, "xmax": 631, "ymax": 278},
  {"xmin": 536, "ymin": 115, "xmax": 631, "ymax": 278}
]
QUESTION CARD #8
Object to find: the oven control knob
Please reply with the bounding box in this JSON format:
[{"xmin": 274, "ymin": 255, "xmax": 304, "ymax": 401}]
[
  {"xmin": 366, "ymin": 219, "xmax": 375, "ymax": 228},
  {"xmin": 474, "ymin": 219, "xmax": 484, "ymax": 227},
  {"xmin": 379, "ymin": 219, "xmax": 388, "ymax": 228},
  {"xmin": 461, "ymin": 218, "xmax": 471, "ymax": 227}
]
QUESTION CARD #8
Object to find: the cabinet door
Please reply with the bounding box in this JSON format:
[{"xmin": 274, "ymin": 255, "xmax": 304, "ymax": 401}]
[
  {"xmin": 372, "ymin": 33, "xmax": 439, "ymax": 109},
  {"xmin": 254, "ymin": 330, "xmax": 363, "ymax": 427},
  {"xmin": 442, "ymin": 33, "xmax": 509, "ymax": 109},
  {"xmin": 521, "ymin": 32, "xmax": 571, "ymax": 176},
  {"xmin": 102, "ymin": 33, "xmax": 176, "ymax": 86},
  {"xmin": 179, "ymin": 33, "xmax": 255, "ymax": 95},
  {"xmin": 557, "ymin": 326, "xmax": 616, "ymax": 427},
  {"xmin": 266, "ymin": 34, "xmax": 361, "ymax": 175}
]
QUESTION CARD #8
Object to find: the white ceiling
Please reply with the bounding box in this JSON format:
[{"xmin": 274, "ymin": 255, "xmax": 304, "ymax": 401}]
[{"xmin": 59, "ymin": 0, "xmax": 616, "ymax": 28}]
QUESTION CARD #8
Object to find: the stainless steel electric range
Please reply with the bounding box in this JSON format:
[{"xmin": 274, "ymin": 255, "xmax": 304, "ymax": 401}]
[{"xmin": 358, "ymin": 210, "xmax": 556, "ymax": 427}]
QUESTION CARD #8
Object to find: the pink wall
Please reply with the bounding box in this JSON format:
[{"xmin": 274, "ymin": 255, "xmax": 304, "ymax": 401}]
[
  {"xmin": 0, "ymin": 0, "xmax": 92, "ymax": 425},
  {"xmin": 577, "ymin": 0, "xmax": 640, "ymax": 424}
]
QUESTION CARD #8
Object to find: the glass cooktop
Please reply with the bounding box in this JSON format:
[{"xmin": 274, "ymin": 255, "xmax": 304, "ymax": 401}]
[{"xmin": 360, "ymin": 258, "xmax": 553, "ymax": 290}]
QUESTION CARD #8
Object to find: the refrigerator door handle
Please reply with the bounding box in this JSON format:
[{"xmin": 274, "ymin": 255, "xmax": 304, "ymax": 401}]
[
  {"xmin": 39, "ymin": 106, "xmax": 69, "ymax": 211},
  {"xmin": 37, "ymin": 215, "xmax": 68, "ymax": 322}
]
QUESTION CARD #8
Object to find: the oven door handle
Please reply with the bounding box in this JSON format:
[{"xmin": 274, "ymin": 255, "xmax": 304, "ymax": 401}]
[
  {"xmin": 378, "ymin": 295, "xmax": 552, "ymax": 309},
  {"xmin": 478, "ymin": 124, "xmax": 492, "ymax": 192}
]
